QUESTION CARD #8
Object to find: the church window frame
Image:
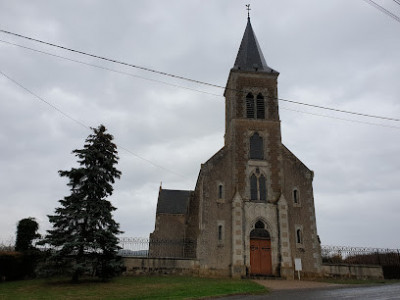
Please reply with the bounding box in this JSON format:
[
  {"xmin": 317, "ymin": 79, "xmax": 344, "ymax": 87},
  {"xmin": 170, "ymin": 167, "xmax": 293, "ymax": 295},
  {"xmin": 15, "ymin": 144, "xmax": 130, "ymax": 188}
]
[
  {"xmin": 249, "ymin": 171, "xmax": 267, "ymax": 202},
  {"xmin": 295, "ymin": 225, "xmax": 304, "ymax": 248},
  {"xmin": 217, "ymin": 220, "xmax": 225, "ymax": 245},
  {"xmin": 249, "ymin": 132, "xmax": 264, "ymax": 160},
  {"xmin": 217, "ymin": 182, "xmax": 224, "ymax": 203},
  {"xmin": 246, "ymin": 93, "xmax": 255, "ymax": 118},
  {"xmin": 293, "ymin": 188, "xmax": 301, "ymax": 206},
  {"xmin": 246, "ymin": 92, "xmax": 266, "ymax": 120},
  {"xmin": 256, "ymin": 93, "xmax": 265, "ymax": 119},
  {"xmin": 250, "ymin": 220, "xmax": 271, "ymax": 239}
]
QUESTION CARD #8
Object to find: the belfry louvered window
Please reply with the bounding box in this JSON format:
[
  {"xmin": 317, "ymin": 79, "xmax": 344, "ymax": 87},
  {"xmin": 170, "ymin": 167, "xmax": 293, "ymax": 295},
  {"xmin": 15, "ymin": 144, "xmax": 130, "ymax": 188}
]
[
  {"xmin": 246, "ymin": 93, "xmax": 265, "ymax": 119},
  {"xmin": 256, "ymin": 94, "xmax": 265, "ymax": 119},
  {"xmin": 246, "ymin": 93, "xmax": 255, "ymax": 118},
  {"xmin": 250, "ymin": 132, "xmax": 264, "ymax": 160},
  {"xmin": 250, "ymin": 171, "xmax": 267, "ymax": 202}
]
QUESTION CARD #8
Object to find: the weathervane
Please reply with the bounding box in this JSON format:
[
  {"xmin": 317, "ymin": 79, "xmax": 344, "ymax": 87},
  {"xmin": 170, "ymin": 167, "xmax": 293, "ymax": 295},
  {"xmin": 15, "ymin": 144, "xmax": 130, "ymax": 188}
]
[{"xmin": 246, "ymin": 4, "xmax": 251, "ymax": 19}]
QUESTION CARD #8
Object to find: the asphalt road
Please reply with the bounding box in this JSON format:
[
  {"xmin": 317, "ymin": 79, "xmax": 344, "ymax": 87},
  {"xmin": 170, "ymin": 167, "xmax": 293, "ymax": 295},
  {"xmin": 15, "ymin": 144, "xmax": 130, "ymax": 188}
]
[{"xmin": 220, "ymin": 283, "xmax": 400, "ymax": 299}]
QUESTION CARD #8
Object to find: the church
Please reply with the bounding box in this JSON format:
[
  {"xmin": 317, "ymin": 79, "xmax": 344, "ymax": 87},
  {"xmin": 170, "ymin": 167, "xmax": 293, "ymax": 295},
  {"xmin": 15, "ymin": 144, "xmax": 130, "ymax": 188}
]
[{"xmin": 150, "ymin": 16, "xmax": 322, "ymax": 279}]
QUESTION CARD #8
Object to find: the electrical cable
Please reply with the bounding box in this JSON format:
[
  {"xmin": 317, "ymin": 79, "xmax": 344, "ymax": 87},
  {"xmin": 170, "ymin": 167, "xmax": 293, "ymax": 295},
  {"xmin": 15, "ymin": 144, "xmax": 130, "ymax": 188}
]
[
  {"xmin": 0, "ymin": 39, "xmax": 222, "ymax": 98},
  {"xmin": 0, "ymin": 68, "xmax": 186, "ymax": 178},
  {"xmin": 0, "ymin": 29, "xmax": 399, "ymax": 122},
  {"xmin": 363, "ymin": 0, "xmax": 400, "ymax": 23},
  {"xmin": 1, "ymin": 38, "xmax": 399, "ymax": 129},
  {"xmin": 0, "ymin": 29, "xmax": 224, "ymax": 89},
  {"xmin": 280, "ymin": 106, "xmax": 400, "ymax": 129}
]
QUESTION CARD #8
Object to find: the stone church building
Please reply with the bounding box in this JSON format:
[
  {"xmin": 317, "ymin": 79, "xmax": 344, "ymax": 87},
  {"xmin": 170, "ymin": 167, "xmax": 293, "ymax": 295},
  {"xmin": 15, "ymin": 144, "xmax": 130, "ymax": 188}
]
[{"xmin": 150, "ymin": 17, "xmax": 322, "ymax": 279}]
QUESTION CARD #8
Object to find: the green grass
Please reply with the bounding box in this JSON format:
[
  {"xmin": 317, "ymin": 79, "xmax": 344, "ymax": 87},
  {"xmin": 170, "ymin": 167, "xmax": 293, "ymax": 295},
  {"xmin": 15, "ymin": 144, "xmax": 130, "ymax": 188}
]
[{"xmin": 0, "ymin": 276, "xmax": 267, "ymax": 300}]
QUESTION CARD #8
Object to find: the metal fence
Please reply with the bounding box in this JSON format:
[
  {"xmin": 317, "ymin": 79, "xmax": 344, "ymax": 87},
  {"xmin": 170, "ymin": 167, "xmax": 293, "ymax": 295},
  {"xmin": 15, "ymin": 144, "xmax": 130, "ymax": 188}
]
[
  {"xmin": 3, "ymin": 236, "xmax": 400, "ymax": 266},
  {"xmin": 321, "ymin": 245, "xmax": 400, "ymax": 266},
  {"xmin": 118, "ymin": 237, "xmax": 196, "ymax": 259}
]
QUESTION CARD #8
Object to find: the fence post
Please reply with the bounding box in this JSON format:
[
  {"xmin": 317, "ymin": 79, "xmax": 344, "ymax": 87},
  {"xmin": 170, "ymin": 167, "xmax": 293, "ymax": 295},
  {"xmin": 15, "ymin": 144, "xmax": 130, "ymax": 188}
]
[{"xmin": 397, "ymin": 249, "xmax": 400, "ymax": 266}]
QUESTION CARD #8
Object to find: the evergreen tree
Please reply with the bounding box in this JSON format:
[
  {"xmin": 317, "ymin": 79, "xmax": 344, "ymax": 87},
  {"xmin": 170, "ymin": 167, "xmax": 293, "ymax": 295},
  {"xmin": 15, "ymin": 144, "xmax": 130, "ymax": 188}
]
[
  {"xmin": 15, "ymin": 217, "xmax": 41, "ymax": 278},
  {"xmin": 42, "ymin": 125, "xmax": 122, "ymax": 282},
  {"xmin": 15, "ymin": 217, "xmax": 40, "ymax": 252}
]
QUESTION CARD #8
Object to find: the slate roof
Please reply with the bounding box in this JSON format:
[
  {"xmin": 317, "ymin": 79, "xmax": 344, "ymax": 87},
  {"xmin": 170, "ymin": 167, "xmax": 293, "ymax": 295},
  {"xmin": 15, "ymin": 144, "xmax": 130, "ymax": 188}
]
[
  {"xmin": 233, "ymin": 18, "xmax": 278, "ymax": 74},
  {"xmin": 156, "ymin": 189, "xmax": 192, "ymax": 215}
]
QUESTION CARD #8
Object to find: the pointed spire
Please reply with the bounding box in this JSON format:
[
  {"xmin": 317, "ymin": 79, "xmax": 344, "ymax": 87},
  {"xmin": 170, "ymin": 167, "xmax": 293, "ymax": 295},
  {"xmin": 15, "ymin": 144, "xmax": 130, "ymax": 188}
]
[{"xmin": 233, "ymin": 17, "xmax": 278, "ymax": 74}]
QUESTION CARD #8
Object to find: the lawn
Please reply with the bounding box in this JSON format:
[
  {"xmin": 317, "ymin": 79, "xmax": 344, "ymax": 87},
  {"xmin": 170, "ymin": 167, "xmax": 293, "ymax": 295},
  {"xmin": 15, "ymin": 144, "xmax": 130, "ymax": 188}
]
[{"xmin": 0, "ymin": 276, "xmax": 267, "ymax": 300}]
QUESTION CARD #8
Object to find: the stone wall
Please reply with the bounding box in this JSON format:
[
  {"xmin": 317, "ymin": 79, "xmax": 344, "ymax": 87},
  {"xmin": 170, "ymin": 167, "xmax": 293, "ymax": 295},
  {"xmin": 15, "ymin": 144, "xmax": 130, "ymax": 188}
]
[
  {"xmin": 322, "ymin": 264, "xmax": 384, "ymax": 280},
  {"xmin": 123, "ymin": 257, "xmax": 199, "ymax": 276},
  {"xmin": 123, "ymin": 258, "xmax": 384, "ymax": 280}
]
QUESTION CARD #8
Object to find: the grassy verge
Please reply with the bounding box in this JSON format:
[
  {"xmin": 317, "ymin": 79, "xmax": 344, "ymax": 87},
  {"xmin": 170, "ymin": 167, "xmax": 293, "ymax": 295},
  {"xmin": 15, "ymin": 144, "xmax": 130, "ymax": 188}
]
[{"xmin": 0, "ymin": 276, "xmax": 267, "ymax": 300}]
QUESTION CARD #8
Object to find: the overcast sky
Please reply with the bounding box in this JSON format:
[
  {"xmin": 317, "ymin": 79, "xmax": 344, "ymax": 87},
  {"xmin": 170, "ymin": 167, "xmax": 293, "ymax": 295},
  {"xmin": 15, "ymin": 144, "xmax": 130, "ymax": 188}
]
[{"xmin": 0, "ymin": 1, "xmax": 399, "ymax": 249}]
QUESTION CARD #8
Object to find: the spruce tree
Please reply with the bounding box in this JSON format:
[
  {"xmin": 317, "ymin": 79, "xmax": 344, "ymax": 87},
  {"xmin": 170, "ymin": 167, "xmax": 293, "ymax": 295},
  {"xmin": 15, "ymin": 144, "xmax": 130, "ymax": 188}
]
[{"xmin": 42, "ymin": 125, "xmax": 122, "ymax": 282}]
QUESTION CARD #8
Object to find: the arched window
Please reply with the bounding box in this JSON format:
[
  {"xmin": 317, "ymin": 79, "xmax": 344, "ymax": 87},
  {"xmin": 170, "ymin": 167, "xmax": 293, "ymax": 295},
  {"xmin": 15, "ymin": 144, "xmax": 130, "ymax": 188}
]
[
  {"xmin": 250, "ymin": 132, "xmax": 264, "ymax": 160},
  {"xmin": 255, "ymin": 220, "xmax": 265, "ymax": 229},
  {"xmin": 218, "ymin": 225, "xmax": 223, "ymax": 241},
  {"xmin": 259, "ymin": 175, "xmax": 267, "ymax": 201},
  {"xmin": 246, "ymin": 93, "xmax": 265, "ymax": 119},
  {"xmin": 250, "ymin": 174, "xmax": 258, "ymax": 200},
  {"xmin": 256, "ymin": 94, "xmax": 265, "ymax": 119},
  {"xmin": 296, "ymin": 229, "xmax": 303, "ymax": 244},
  {"xmin": 246, "ymin": 93, "xmax": 255, "ymax": 118},
  {"xmin": 293, "ymin": 189, "xmax": 299, "ymax": 204},
  {"xmin": 250, "ymin": 221, "xmax": 270, "ymax": 239},
  {"xmin": 250, "ymin": 173, "xmax": 267, "ymax": 202},
  {"xmin": 218, "ymin": 184, "xmax": 223, "ymax": 199}
]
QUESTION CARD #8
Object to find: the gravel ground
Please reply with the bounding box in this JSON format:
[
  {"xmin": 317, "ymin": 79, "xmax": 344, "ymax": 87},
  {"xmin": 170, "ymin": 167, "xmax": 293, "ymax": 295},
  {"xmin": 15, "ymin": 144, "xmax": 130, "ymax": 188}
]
[{"xmin": 253, "ymin": 279, "xmax": 343, "ymax": 290}]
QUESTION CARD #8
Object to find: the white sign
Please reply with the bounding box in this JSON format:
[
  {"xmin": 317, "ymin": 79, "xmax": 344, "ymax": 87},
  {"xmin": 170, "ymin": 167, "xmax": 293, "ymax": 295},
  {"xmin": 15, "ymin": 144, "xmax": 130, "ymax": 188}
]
[
  {"xmin": 294, "ymin": 258, "xmax": 302, "ymax": 280},
  {"xmin": 294, "ymin": 258, "xmax": 302, "ymax": 271}
]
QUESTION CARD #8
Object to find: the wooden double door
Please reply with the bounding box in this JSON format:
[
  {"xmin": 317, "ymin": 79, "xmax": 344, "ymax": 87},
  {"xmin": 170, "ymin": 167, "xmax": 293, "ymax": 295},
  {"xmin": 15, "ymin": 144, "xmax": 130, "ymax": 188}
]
[{"xmin": 250, "ymin": 238, "xmax": 272, "ymax": 275}]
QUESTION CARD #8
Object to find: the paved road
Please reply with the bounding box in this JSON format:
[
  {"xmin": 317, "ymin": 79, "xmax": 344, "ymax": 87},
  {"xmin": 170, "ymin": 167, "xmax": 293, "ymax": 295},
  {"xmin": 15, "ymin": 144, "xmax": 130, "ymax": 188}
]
[{"xmin": 220, "ymin": 283, "xmax": 400, "ymax": 299}]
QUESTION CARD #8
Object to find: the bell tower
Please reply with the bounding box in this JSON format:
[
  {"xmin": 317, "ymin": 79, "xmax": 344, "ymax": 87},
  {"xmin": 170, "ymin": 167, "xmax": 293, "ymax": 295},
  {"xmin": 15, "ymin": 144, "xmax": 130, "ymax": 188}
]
[{"xmin": 224, "ymin": 16, "xmax": 283, "ymax": 204}]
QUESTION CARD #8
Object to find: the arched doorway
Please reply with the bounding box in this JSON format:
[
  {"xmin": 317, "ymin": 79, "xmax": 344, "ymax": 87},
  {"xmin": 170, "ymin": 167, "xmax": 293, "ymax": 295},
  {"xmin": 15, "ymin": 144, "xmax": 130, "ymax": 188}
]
[{"xmin": 250, "ymin": 221, "xmax": 272, "ymax": 275}]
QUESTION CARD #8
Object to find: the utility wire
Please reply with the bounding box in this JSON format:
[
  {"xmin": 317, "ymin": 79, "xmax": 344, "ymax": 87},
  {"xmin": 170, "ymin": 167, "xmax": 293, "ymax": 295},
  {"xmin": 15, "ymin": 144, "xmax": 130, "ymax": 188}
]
[
  {"xmin": 0, "ymin": 68, "xmax": 186, "ymax": 178},
  {"xmin": 393, "ymin": 0, "xmax": 400, "ymax": 7},
  {"xmin": 0, "ymin": 39, "xmax": 221, "ymax": 98},
  {"xmin": 280, "ymin": 106, "xmax": 400, "ymax": 129},
  {"xmin": 0, "ymin": 29, "xmax": 223, "ymax": 89},
  {"xmin": 0, "ymin": 69, "xmax": 88, "ymax": 129},
  {"xmin": 1, "ymin": 29, "xmax": 399, "ymax": 122},
  {"xmin": 3, "ymin": 38, "xmax": 400, "ymax": 124},
  {"xmin": 363, "ymin": 0, "xmax": 400, "ymax": 23},
  {"xmin": 2, "ymin": 39, "xmax": 399, "ymax": 130}
]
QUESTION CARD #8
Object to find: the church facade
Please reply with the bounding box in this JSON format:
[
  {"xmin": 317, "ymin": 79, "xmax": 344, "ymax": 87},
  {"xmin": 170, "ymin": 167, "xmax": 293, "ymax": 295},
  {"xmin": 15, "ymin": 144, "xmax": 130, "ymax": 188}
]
[{"xmin": 150, "ymin": 17, "xmax": 322, "ymax": 279}]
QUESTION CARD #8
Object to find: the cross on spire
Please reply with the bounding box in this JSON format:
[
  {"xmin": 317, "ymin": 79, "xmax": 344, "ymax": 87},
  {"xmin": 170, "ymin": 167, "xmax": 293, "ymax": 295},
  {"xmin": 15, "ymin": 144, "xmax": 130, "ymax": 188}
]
[{"xmin": 246, "ymin": 4, "xmax": 251, "ymax": 19}]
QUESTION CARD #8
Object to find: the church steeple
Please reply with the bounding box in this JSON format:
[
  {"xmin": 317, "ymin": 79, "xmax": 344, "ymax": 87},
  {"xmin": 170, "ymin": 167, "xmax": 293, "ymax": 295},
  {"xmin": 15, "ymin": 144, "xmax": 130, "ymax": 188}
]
[{"xmin": 233, "ymin": 18, "xmax": 278, "ymax": 74}]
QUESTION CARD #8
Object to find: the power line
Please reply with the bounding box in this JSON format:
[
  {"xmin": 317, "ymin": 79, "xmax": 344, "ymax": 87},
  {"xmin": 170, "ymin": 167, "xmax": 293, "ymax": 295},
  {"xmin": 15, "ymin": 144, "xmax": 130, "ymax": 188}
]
[
  {"xmin": 278, "ymin": 97, "xmax": 398, "ymax": 122},
  {"xmin": 0, "ymin": 29, "xmax": 224, "ymax": 90},
  {"xmin": 1, "ymin": 29, "xmax": 399, "ymax": 122},
  {"xmin": 0, "ymin": 68, "xmax": 186, "ymax": 178},
  {"xmin": 0, "ymin": 39, "xmax": 222, "ymax": 98},
  {"xmin": 2, "ymin": 39, "xmax": 399, "ymax": 131},
  {"xmin": 280, "ymin": 106, "xmax": 400, "ymax": 129},
  {"xmin": 392, "ymin": 0, "xmax": 400, "ymax": 7},
  {"xmin": 363, "ymin": 0, "xmax": 400, "ymax": 23},
  {"xmin": 0, "ymin": 69, "xmax": 88, "ymax": 129}
]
